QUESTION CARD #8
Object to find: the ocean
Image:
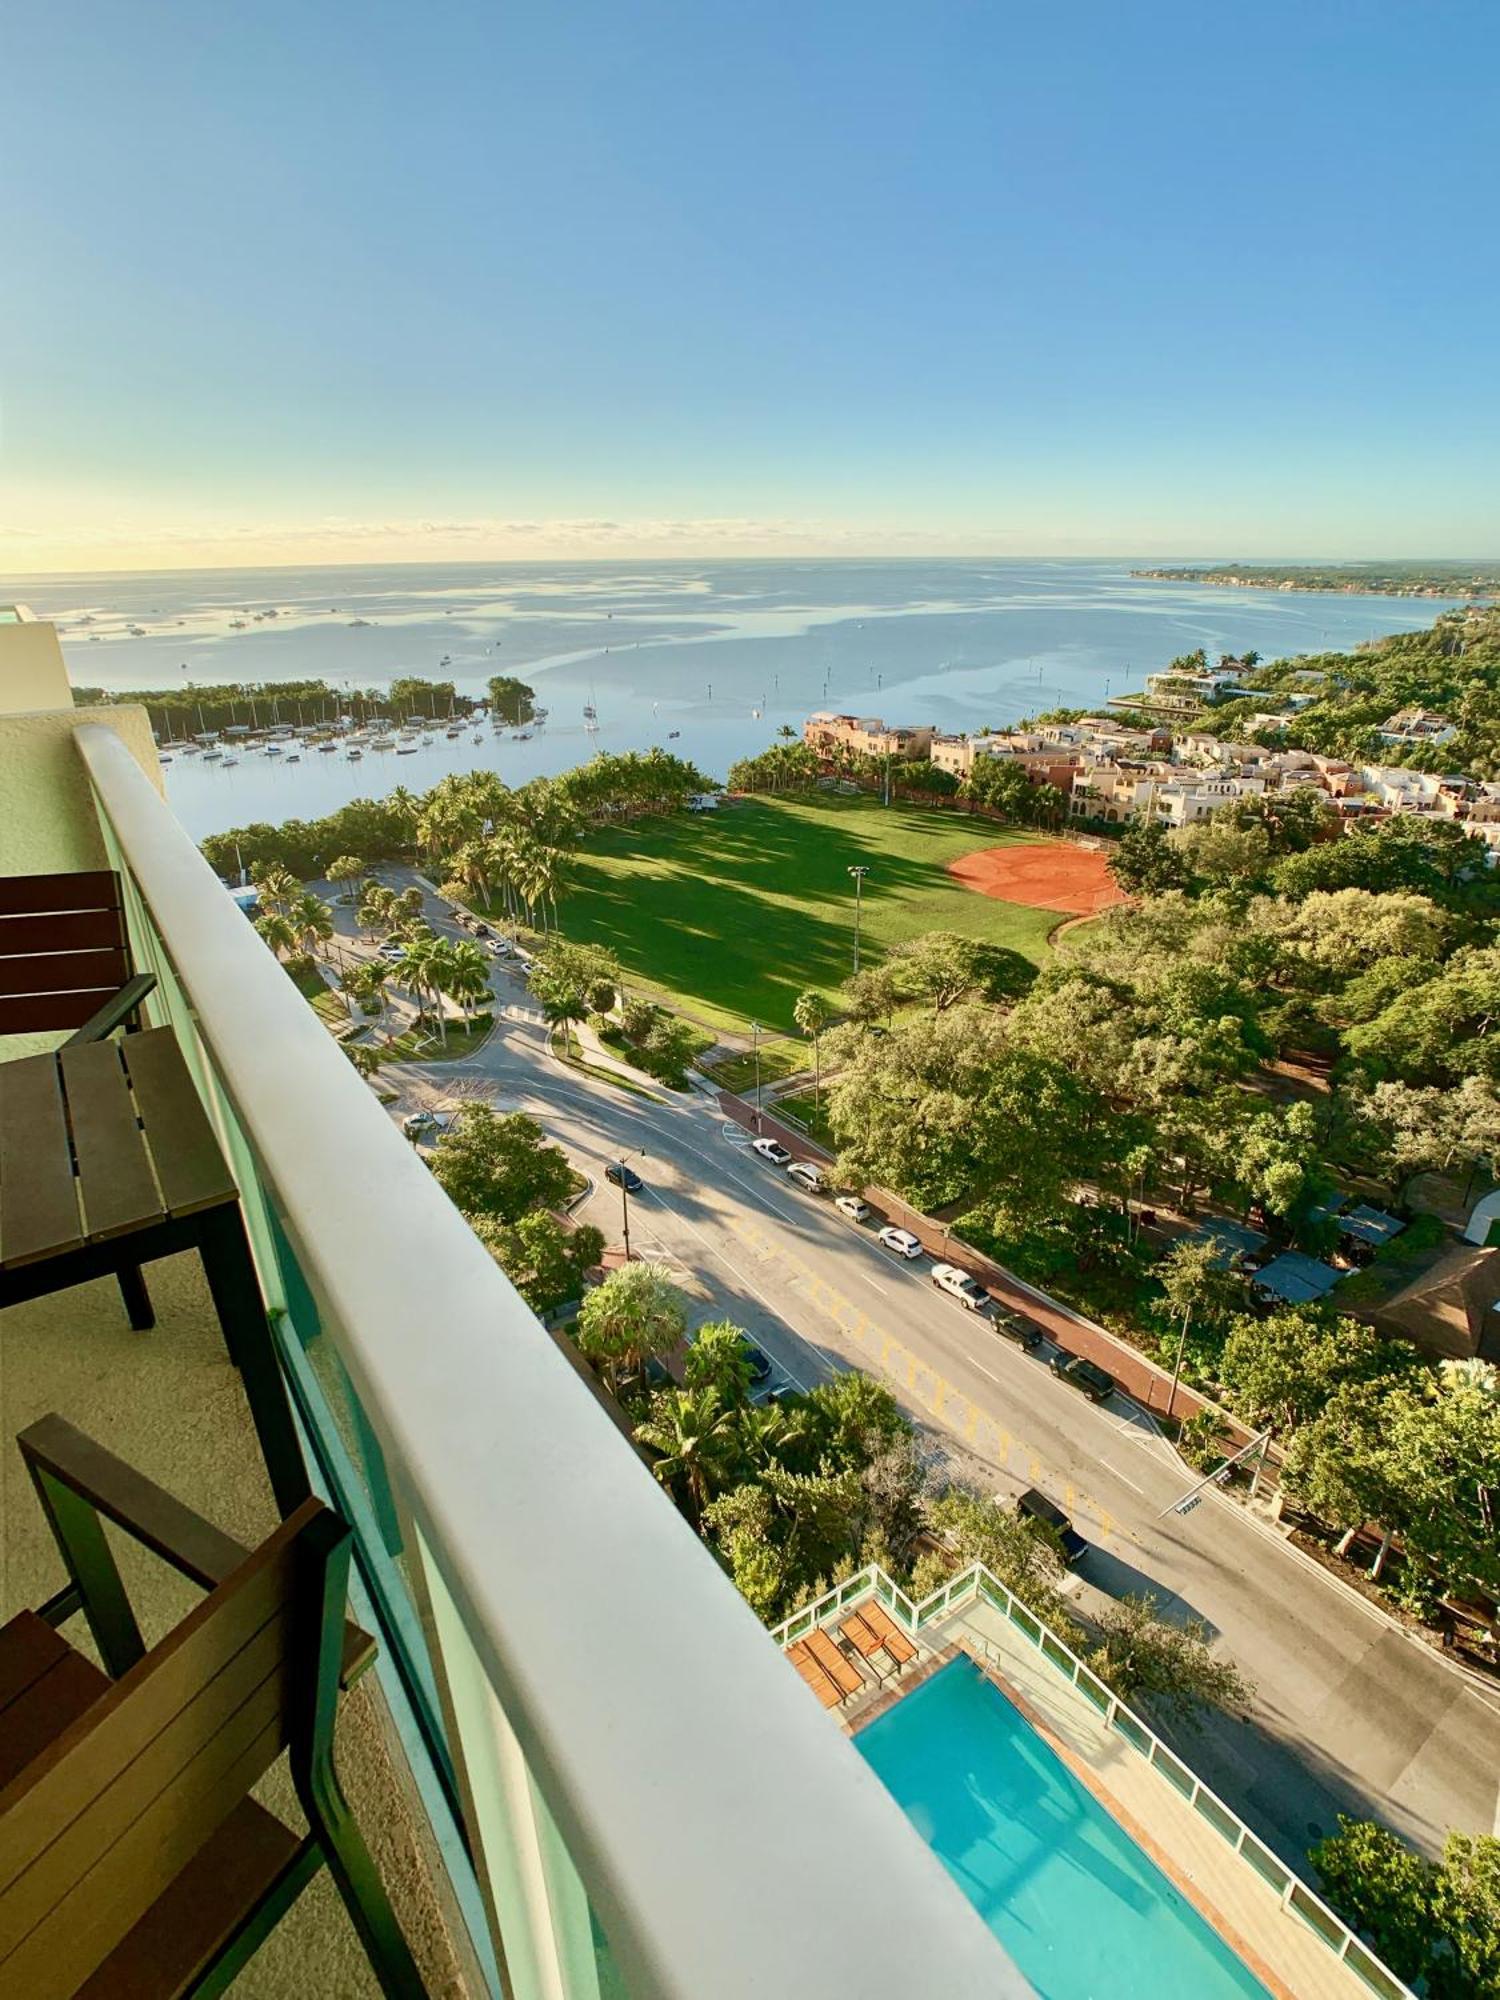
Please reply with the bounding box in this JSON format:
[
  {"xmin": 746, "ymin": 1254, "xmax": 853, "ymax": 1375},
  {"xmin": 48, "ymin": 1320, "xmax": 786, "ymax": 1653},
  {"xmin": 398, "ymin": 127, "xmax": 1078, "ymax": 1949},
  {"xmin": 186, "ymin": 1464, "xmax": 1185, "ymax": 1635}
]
[{"xmin": 6, "ymin": 558, "xmax": 1459, "ymax": 840}]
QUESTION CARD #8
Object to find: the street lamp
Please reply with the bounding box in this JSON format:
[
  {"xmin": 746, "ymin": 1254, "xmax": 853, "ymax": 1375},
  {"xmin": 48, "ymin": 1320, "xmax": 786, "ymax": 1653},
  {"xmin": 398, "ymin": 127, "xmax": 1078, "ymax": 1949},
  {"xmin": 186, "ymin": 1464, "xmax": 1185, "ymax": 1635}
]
[
  {"xmin": 751, "ymin": 1021, "xmax": 762, "ymax": 1131},
  {"xmin": 848, "ymin": 866, "xmax": 870, "ymax": 974},
  {"xmin": 614, "ymin": 1147, "xmax": 647, "ymax": 1261}
]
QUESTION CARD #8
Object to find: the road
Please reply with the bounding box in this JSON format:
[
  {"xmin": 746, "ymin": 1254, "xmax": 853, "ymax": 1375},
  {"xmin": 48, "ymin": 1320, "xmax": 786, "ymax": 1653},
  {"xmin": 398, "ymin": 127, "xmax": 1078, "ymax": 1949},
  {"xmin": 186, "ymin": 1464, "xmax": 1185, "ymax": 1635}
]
[{"xmin": 330, "ymin": 878, "xmax": 1500, "ymax": 1868}]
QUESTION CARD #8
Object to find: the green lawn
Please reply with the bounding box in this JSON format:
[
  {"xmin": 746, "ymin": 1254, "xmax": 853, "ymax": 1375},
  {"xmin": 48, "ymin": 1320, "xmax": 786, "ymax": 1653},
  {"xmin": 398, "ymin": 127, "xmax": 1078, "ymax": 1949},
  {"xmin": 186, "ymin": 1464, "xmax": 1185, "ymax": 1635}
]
[{"xmin": 550, "ymin": 796, "xmax": 1063, "ymax": 1033}]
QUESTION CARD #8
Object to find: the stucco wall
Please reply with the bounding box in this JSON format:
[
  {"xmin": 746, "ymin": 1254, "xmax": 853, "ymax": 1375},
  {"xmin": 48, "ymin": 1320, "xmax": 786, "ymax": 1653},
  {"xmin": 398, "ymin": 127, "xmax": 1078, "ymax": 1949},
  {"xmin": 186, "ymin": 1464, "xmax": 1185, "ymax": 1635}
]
[{"xmin": 0, "ymin": 705, "xmax": 162, "ymax": 876}]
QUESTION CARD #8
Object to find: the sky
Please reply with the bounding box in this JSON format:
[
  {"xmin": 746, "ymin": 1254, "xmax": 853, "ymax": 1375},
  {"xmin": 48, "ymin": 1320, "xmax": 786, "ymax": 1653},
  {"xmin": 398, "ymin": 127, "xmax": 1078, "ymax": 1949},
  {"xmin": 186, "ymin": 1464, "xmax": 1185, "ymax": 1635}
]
[{"xmin": 3, "ymin": 0, "xmax": 1497, "ymax": 572}]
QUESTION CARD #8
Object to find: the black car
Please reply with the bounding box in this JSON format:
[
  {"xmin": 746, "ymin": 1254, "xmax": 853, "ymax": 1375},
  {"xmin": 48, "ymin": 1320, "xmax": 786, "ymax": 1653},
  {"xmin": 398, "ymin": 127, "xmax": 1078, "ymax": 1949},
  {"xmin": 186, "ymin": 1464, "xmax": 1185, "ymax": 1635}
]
[
  {"xmin": 990, "ymin": 1305, "xmax": 1044, "ymax": 1351},
  {"xmin": 604, "ymin": 1161, "xmax": 644, "ymax": 1192},
  {"xmin": 742, "ymin": 1340, "xmax": 773, "ymax": 1385},
  {"xmin": 472, "ymin": 921, "xmax": 491, "ymax": 939},
  {"xmin": 1015, "ymin": 1488, "xmax": 1088, "ymax": 1566},
  {"xmin": 1050, "ymin": 1353, "xmax": 1115, "ymax": 1402}
]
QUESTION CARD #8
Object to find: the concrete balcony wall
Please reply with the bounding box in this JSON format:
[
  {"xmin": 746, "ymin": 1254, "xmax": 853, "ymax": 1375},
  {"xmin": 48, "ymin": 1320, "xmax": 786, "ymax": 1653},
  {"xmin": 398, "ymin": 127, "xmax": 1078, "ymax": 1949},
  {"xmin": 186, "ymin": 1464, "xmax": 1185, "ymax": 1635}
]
[{"xmin": 0, "ymin": 703, "xmax": 161, "ymax": 877}]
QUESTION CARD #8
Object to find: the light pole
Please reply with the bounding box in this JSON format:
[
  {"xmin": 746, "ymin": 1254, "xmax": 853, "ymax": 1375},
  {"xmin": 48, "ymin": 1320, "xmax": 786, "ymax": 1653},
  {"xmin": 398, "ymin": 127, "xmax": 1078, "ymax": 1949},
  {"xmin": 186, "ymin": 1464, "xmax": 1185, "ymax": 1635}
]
[
  {"xmin": 848, "ymin": 866, "xmax": 869, "ymax": 974},
  {"xmin": 751, "ymin": 1021, "xmax": 762, "ymax": 1131},
  {"xmin": 614, "ymin": 1147, "xmax": 647, "ymax": 1261}
]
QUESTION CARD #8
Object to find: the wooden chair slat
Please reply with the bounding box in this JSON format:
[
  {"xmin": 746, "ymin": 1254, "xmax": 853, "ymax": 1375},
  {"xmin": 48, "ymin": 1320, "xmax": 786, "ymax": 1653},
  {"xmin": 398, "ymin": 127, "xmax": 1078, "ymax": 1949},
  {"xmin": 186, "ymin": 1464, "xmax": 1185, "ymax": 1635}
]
[
  {"xmin": 0, "ymin": 910, "xmax": 126, "ymax": 957},
  {"xmin": 0, "ymin": 1502, "xmax": 317, "ymax": 1893},
  {"xmin": 0, "ymin": 1615, "xmax": 71, "ymax": 1717},
  {"xmin": 0, "ymin": 994, "xmax": 118, "ymax": 1035},
  {"xmin": 0, "ymin": 873, "xmax": 120, "ymax": 919},
  {"xmin": 0, "ymin": 1655, "xmax": 109, "ymax": 1796},
  {"xmin": 0, "ymin": 1708, "xmax": 286, "ymax": 1997},
  {"xmin": 0, "ymin": 1055, "xmax": 81, "ymax": 1268},
  {"xmin": 0, "ymin": 1611, "xmax": 290, "ymax": 1955},
  {"xmin": 58, "ymin": 1041, "xmax": 164, "ymax": 1243},
  {"xmin": 74, "ymin": 1799, "xmax": 302, "ymax": 2000},
  {"xmin": 0, "ymin": 950, "xmax": 131, "ymax": 1000},
  {"xmin": 123, "ymin": 1029, "xmax": 238, "ymax": 1217}
]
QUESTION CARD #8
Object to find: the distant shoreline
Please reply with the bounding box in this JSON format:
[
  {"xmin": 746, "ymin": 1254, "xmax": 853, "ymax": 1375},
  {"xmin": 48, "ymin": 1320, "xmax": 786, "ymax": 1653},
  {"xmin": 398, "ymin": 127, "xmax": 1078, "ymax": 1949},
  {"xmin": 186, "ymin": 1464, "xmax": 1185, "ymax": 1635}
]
[{"xmin": 1132, "ymin": 564, "xmax": 1498, "ymax": 600}]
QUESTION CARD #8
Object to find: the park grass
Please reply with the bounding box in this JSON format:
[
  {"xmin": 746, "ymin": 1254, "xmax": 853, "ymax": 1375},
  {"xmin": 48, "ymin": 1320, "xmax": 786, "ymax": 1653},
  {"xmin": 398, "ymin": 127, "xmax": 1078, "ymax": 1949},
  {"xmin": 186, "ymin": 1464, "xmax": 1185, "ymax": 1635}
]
[
  {"xmin": 550, "ymin": 795, "xmax": 1063, "ymax": 1034},
  {"xmin": 773, "ymin": 1087, "xmax": 834, "ymax": 1150}
]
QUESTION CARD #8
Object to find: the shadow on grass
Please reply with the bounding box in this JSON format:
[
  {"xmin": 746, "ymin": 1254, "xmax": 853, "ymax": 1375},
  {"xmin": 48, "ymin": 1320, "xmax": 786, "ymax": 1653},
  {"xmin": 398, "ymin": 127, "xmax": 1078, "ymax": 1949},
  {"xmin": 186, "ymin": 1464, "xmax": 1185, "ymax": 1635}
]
[{"xmin": 554, "ymin": 798, "xmax": 1053, "ymax": 1028}]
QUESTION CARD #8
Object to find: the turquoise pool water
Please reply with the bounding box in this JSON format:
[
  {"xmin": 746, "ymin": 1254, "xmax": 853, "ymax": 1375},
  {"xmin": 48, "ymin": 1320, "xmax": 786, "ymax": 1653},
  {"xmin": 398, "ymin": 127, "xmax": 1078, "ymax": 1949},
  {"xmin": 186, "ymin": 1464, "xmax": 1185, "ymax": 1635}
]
[{"xmin": 854, "ymin": 1658, "xmax": 1270, "ymax": 2000}]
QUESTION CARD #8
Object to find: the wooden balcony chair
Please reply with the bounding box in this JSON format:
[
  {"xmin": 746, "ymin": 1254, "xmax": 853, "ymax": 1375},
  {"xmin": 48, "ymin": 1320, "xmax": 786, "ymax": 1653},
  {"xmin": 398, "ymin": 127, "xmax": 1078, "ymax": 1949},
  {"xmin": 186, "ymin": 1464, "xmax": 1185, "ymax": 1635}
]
[
  {"xmin": 0, "ymin": 869, "xmax": 157, "ymax": 1046},
  {"xmin": 0, "ymin": 1413, "xmax": 426, "ymax": 1998}
]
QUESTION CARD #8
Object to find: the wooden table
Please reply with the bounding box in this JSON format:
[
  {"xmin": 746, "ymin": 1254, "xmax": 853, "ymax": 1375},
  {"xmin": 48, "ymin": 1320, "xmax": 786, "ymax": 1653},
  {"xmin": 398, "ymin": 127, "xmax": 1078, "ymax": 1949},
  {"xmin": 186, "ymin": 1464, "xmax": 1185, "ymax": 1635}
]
[{"xmin": 0, "ymin": 1027, "xmax": 308, "ymax": 1515}]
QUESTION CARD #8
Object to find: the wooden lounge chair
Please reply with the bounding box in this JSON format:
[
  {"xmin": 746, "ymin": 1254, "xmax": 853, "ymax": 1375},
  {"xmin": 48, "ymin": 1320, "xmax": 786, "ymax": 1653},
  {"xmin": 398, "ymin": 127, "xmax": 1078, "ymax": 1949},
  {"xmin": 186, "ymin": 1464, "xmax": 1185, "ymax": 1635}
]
[
  {"xmin": 861, "ymin": 1601, "xmax": 918, "ymax": 1670},
  {"xmin": 839, "ymin": 1609, "xmax": 890, "ymax": 1674},
  {"xmin": 0, "ymin": 1414, "xmax": 425, "ymax": 1998},
  {"xmin": 787, "ymin": 1639, "xmax": 842, "ymax": 1710},
  {"xmin": 805, "ymin": 1625, "xmax": 864, "ymax": 1700}
]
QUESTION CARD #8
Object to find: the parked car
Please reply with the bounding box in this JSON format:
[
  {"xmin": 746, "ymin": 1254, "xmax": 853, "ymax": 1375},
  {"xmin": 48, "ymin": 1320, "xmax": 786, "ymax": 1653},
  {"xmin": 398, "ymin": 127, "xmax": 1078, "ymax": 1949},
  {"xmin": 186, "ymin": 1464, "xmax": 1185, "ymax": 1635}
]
[
  {"xmin": 604, "ymin": 1161, "xmax": 643, "ymax": 1192},
  {"xmin": 472, "ymin": 922, "xmax": 492, "ymax": 939},
  {"xmin": 930, "ymin": 1262, "xmax": 988, "ymax": 1311},
  {"xmin": 488, "ymin": 936, "xmax": 514, "ymax": 956},
  {"xmin": 752, "ymin": 1137, "xmax": 792, "ymax": 1166},
  {"xmin": 877, "ymin": 1226, "xmax": 924, "ymax": 1261},
  {"xmin": 1014, "ymin": 1488, "xmax": 1088, "ymax": 1566},
  {"xmin": 401, "ymin": 1109, "xmax": 454, "ymax": 1143},
  {"xmin": 377, "ymin": 943, "xmax": 406, "ymax": 962},
  {"xmin": 1050, "ymin": 1353, "xmax": 1116, "ymax": 1402},
  {"xmin": 834, "ymin": 1193, "xmax": 870, "ymax": 1223},
  {"xmin": 786, "ymin": 1160, "xmax": 828, "ymax": 1194},
  {"xmin": 989, "ymin": 1305, "xmax": 1044, "ymax": 1351}
]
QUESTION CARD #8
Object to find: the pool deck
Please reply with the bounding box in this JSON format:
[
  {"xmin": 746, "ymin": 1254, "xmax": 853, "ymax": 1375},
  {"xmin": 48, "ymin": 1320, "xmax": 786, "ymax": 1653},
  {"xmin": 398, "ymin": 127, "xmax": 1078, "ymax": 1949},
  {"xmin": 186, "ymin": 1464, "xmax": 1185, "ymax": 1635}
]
[{"xmin": 835, "ymin": 1597, "xmax": 1383, "ymax": 2000}]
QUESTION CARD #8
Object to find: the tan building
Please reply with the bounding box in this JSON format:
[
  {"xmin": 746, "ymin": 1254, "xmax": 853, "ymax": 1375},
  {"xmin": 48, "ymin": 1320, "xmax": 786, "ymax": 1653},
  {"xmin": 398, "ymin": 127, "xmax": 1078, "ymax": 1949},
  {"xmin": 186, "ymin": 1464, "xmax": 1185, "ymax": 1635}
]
[
  {"xmin": 931, "ymin": 732, "xmax": 1080, "ymax": 790},
  {"xmin": 803, "ymin": 712, "xmax": 934, "ymax": 760}
]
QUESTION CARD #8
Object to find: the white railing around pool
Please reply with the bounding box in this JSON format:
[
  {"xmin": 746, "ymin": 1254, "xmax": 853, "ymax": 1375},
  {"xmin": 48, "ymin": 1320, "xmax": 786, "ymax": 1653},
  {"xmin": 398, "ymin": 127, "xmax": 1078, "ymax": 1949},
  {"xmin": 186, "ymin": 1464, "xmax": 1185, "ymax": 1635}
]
[{"xmin": 775, "ymin": 1561, "xmax": 1415, "ymax": 2000}]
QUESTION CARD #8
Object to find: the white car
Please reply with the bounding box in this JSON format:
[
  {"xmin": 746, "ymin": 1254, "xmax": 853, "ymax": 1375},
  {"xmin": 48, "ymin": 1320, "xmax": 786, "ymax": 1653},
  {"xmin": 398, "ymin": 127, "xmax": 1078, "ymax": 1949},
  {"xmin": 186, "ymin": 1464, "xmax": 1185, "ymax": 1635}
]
[
  {"xmin": 752, "ymin": 1137, "xmax": 792, "ymax": 1166},
  {"xmin": 834, "ymin": 1193, "xmax": 870, "ymax": 1223},
  {"xmin": 931, "ymin": 1262, "xmax": 989, "ymax": 1311},
  {"xmin": 877, "ymin": 1226, "xmax": 924, "ymax": 1260},
  {"xmin": 377, "ymin": 943, "xmax": 406, "ymax": 963},
  {"xmin": 488, "ymin": 936, "xmax": 514, "ymax": 957}
]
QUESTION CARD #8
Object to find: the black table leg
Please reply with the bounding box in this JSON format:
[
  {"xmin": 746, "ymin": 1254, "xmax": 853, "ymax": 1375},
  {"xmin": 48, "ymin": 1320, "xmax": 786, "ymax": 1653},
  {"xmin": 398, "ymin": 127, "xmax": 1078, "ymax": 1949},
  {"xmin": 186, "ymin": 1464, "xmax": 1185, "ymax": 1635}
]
[
  {"xmin": 116, "ymin": 1262, "xmax": 155, "ymax": 1331},
  {"xmin": 198, "ymin": 1202, "xmax": 311, "ymax": 1516}
]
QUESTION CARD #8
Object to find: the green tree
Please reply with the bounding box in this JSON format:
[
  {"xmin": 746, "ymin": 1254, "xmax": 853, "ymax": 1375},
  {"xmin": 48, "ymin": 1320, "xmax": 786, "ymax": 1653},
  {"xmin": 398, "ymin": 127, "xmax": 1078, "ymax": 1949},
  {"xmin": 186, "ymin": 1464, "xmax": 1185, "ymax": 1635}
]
[
  {"xmin": 254, "ymin": 910, "xmax": 298, "ymax": 961},
  {"xmin": 1310, "ymin": 1819, "xmax": 1440, "ymax": 1993},
  {"xmin": 634, "ymin": 1385, "xmax": 740, "ymax": 1523},
  {"xmin": 468, "ymin": 1211, "xmax": 603, "ymax": 1314},
  {"xmin": 889, "ymin": 930, "xmax": 1032, "ymax": 1012},
  {"xmin": 925, "ymin": 1488, "xmax": 1078, "ymax": 1639},
  {"xmin": 574, "ymin": 1260, "xmax": 687, "ymax": 1395},
  {"xmin": 429, "ymin": 1106, "xmax": 574, "ymax": 1219},
  {"xmin": 486, "ymin": 675, "xmax": 537, "ymax": 725},
  {"xmin": 793, "ymin": 989, "xmax": 834, "ymax": 1107},
  {"xmin": 288, "ymin": 889, "xmax": 334, "ymax": 959},
  {"xmin": 251, "ymin": 863, "xmax": 300, "ymax": 913},
  {"xmin": 326, "ymin": 853, "xmax": 365, "ymax": 899},
  {"xmin": 1088, "ymin": 1594, "xmax": 1252, "ymax": 1731},
  {"xmin": 1156, "ymin": 1237, "xmax": 1243, "ymax": 1408},
  {"xmin": 1109, "ymin": 818, "xmax": 1191, "ymax": 897},
  {"xmin": 684, "ymin": 1320, "xmax": 755, "ymax": 1406},
  {"xmin": 1219, "ymin": 1310, "xmax": 1406, "ymax": 1434}
]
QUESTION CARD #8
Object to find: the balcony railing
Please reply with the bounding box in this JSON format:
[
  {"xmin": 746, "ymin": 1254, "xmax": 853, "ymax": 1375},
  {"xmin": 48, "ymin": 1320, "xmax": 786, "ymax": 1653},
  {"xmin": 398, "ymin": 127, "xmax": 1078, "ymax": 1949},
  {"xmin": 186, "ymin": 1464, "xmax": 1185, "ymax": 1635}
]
[
  {"xmin": 75, "ymin": 721, "xmax": 1026, "ymax": 2000},
  {"xmin": 775, "ymin": 1562, "xmax": 1415, "ymax": 2000}
]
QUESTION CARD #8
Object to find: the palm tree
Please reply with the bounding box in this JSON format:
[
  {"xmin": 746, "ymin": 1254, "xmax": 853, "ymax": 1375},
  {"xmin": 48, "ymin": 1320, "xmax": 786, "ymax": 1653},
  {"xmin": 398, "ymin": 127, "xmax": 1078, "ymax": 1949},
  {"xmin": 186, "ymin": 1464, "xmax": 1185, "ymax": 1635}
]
[
  {"xmin": 252, "ymin": 864, "xmax": 300, "ymax": 915},
  {"xmin": 444, "ymin": 938, "xmax": 492, "ymax": 1025},
  {"xmin": 326, "ymin": 854, "xmax": 365, "ymax": 901},
  {"xmin": 793, "ymin": 990, "xmax": 834, "ymax": 1110},
  {"xmin": 254, "ymin": 911, "xmax": 298, "ymax": 961},
  {"xmin": 575, "ymin": 1261, "xmax": 686, "ymax": 1394},
  {"xmin": 634, "ymin": 1386, "xmax": 738, "ymax": 1524},
  {"xmin": 289, "ymin": 891, "xmax": 334, "ymax": 960}
]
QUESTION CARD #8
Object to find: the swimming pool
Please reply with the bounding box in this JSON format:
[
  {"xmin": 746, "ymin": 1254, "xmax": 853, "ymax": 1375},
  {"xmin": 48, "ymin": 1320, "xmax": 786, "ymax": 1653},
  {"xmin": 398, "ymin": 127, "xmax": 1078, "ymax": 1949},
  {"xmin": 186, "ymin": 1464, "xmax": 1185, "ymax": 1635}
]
[{"xmin": 854, "ymin": 1657, "xmax": 1270, "ymax": 2000}]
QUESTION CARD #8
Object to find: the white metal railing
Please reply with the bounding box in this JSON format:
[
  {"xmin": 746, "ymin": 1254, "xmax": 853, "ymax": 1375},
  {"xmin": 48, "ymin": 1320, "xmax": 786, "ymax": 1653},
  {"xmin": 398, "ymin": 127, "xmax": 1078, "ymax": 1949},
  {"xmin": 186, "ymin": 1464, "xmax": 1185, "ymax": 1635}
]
[
  {"xmin": 76, "ymin": 723, "xmax": 1027, "ymax": 2000},
  {"xmin": 778, "ymin": 1561, "xmax": 1414, "ymax": 2000}
]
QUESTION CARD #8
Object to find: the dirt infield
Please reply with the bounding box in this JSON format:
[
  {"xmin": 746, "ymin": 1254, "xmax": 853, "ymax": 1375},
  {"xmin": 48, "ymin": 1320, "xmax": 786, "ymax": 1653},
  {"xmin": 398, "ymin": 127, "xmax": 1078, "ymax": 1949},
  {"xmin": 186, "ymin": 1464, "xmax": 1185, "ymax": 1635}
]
[{"xmin": 946, "ymin": 840, "xmax": 1127, "ymax": 917}]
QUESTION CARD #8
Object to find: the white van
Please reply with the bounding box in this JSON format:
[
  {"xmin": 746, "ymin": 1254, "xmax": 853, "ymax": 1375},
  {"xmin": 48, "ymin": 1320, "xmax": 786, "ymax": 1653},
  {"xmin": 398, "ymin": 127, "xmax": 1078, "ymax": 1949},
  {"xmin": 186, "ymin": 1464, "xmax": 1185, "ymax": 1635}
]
[{"xmin": 786, "ymin": 1160, "xmax": 828, "ymax": 1195}]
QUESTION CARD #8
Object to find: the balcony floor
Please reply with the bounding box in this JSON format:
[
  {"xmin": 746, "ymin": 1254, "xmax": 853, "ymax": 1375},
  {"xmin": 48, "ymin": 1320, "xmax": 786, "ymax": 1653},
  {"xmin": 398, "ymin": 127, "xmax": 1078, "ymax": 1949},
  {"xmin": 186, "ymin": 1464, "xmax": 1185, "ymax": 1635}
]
[{"xmin": 1, "ymin": 1247, "xmax": 472, "ymax": 1997}]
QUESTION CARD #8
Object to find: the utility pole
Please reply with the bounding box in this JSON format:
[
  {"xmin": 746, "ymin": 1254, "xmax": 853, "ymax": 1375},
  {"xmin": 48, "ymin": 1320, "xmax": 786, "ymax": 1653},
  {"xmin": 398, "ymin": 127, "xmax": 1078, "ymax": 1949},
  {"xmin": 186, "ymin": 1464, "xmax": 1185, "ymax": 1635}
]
[
  {"xmin": 751, "ymin": 1022, "xmax": 762, "ymax": 1130},
  {"xmin": 848, "ymin": 866, "xmax": 869, "ymax": 974},
  {"xmin": 614, "ymin": 1149, "xmax": 646, "ymax": 1260}
]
